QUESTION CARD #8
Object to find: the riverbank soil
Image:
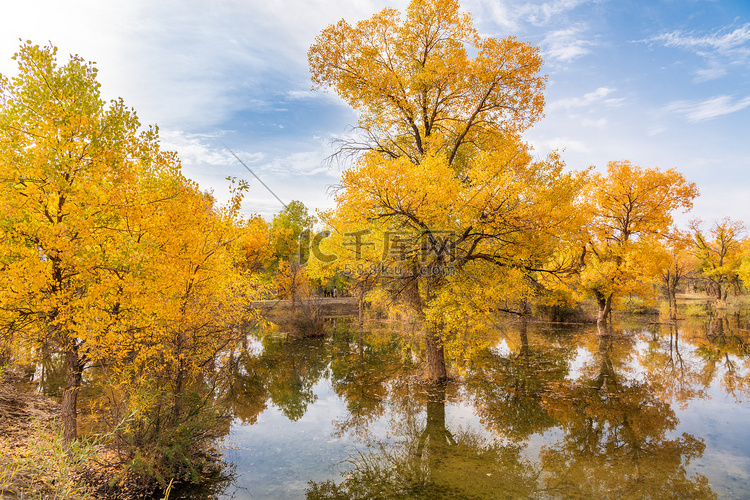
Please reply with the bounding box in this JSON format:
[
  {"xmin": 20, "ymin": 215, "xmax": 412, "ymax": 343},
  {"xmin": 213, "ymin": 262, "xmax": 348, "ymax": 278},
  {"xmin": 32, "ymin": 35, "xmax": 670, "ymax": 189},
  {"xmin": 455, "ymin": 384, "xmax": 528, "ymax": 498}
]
[{"xmin": 0, "ymin": 370, "xmax": 66, "ymax": 498}]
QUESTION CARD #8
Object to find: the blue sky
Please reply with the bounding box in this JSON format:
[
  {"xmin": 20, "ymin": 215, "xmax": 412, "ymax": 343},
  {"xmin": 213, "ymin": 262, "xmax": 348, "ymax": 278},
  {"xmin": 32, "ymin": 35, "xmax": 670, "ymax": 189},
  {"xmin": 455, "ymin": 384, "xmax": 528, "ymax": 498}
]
[{"xmin": 2, "ymin": 0, "xmax": 749, "ymax": 226}]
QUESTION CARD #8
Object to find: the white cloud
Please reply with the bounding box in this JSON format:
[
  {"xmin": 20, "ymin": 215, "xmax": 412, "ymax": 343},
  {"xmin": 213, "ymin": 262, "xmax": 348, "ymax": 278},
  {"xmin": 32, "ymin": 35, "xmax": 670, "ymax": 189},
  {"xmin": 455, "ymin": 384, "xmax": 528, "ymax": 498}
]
[
  {"xmin": 581, "ymin": 117, "xmax": 607, "ymax": 127},
  {"xmin": 542, "ymin": 24, "xmax": 593, "ymax": 62},
  {"xmin": 645, "ymin": 23, "xmax": 750, "ymax": 81},
  {"xmin": 647, "ymin": 125, "xmax": 666, "ymax": 137},
  {"xmin": 664, "ymin": 94, "xmax": 750, "ymax": 123},
  {"xmin": 259, "ymin": 151, "xmax": 322, "ymax": 176},
  {"xmin": 0, "ymin": 0, "xmax": 408, "ymax": 132},
  {"xmin": 469, "ymin": 0, "xmax": 594, "ymax": 31},
  {"xmin": 531, "ymin": 137, "xmax": 591, "ymax": 154},
  {"xmin": 693, "ymin": 64, "xmax": 728, "ymax": 82},
  {"xmin": 160, "ymin": 131, "xmax": 339, "ymax": 219},
  {"xmin": 549, "ymin": 87, "xmax": 624, "ymax": 111},
  {"xmin": 651, "ymin": 24, "xmax": 750, "ymax": 52},
  {"xmin": 161, "ymin": 131, "xmax": 261, "ymax": 168},
  {"xmin": 522, "ymin": 0, "xmax": 591, "ymax": 26}
]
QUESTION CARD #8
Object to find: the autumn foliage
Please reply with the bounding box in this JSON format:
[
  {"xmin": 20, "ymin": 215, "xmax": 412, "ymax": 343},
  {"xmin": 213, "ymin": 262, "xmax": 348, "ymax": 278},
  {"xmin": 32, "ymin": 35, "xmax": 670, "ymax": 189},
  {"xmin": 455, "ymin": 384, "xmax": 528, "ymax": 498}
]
[
  {"xmin": 1, "ymin": 0, "xmax": 749, "ymax": 492},
  {"xmin": 0, "ymin": 43, "xmax": 264, "ymax": 486}
]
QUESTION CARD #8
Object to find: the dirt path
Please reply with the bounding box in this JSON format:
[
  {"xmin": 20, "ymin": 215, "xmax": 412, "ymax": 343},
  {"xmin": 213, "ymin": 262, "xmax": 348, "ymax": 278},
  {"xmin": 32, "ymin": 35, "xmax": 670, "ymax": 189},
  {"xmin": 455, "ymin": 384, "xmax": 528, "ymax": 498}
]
[{"xmin": 0, "ymin": 372, "xmax": 61, "ymax": 498}]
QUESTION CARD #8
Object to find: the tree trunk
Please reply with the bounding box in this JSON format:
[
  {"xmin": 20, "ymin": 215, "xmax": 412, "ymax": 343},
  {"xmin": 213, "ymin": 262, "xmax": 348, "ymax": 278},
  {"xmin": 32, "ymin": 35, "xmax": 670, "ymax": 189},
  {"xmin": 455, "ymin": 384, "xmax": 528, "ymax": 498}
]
[
  {"xmin": 667, "ymin": 287, "xmax": 678, "ymax": 321},
  {"xmin": 596, "ymin": 321, "xmax": 611, "ymax": 337},
  {"xmin": 357, "ymin": 286, "xmax": 364, "ymax": 328},
  {"xmin": 595, "ymin": 292, "xmax": 612, "ymax": 325},
  {"xmin": 716, "ymin": 285, "xmax": 728, "ymax": 309},
  {"xmin": 405, "ymin": 268, "xmax": 448, "ymax": 382},
  {"xmin": 62, "ymin": 344, "xmax": 83, "ymax": 447},
  {"xmin": 424, "ymin": 327, "xmax": 447, "ymax": 382}
]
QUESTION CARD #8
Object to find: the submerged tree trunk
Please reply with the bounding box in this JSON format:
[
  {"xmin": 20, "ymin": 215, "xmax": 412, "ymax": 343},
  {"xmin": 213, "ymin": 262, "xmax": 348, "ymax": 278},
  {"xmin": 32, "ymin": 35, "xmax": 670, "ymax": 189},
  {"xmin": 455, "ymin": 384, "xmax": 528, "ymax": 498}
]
[
  {"xmin": 62, "ymin": 342, "xmax": 84, "ymax": 447},
  {"xmin": 715, "ymin": 284, "xmax": 728, "ymax": 310},
  {"xmin": 424, "ymin": 327, "xmax": 447, "ymax": 382},
  {"xmin": 405, "ymin": 268, "xmax": 448, "ymax": 382},
  {"xmin": 668, "ymin": 288, "xmax": 678, "ymax": 321},
  {"xmin": 595, "ymin": 292, "xmax": 613, "ymax": 325}
]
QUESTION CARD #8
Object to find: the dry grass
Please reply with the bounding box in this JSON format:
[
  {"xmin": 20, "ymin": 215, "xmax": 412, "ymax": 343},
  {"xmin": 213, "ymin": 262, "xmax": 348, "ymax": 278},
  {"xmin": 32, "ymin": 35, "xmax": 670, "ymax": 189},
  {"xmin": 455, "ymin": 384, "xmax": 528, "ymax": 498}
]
[{"xmin": 0, "ymin": 373, "xmax": 97, "ymax": 499}]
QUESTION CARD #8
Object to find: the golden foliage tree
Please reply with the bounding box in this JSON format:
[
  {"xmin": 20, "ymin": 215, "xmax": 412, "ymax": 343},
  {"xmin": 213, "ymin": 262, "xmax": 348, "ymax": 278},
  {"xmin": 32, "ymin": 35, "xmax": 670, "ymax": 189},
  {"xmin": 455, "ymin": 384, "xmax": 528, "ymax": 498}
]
[
  {"xmin": 0, "ymin": 42, "xmax": 158, "ymax": 444},
  {"xmin": 577, "ymin": 160, "xmax": 698, "ymax": 324},
  {"xmin": 654, "ymin": 233, "xmax": 699, "ymax": 321},
  {"xmin": 308, "ymin": 0, "xmax": 583, "ymax": 381},
  {"xmin": 689, "ymin": 217, "xmax": 747, "ymax": 308},
  {"xmin": 0, "ymin": 42, "xmax": 259, "ymax": 463},
  {"xmin": 309, "ymin": 0, "xmax": 546, "ymax": 163}
]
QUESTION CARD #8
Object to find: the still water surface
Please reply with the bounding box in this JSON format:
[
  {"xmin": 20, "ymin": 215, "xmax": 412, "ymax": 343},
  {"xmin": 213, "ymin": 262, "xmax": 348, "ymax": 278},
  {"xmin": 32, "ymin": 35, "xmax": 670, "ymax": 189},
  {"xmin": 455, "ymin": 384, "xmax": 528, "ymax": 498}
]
[{"xmin": 215, "ymin": 314, "xmax": 750, "ymax": 499}]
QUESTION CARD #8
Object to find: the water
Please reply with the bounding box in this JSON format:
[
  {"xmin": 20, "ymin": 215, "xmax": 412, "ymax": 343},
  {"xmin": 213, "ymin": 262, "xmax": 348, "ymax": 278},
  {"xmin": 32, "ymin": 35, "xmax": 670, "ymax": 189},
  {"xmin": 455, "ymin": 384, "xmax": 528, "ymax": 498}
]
[{"xmin": 211, "ymin": 315, "xmax": 750, "ymax": 499}]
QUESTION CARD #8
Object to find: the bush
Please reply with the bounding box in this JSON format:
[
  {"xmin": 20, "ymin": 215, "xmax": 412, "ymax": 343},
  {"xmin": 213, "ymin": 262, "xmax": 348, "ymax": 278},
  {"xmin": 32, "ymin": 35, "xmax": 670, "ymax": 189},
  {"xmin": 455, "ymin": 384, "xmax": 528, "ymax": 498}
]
[
  {"xmin": 683, "ymin": 303, "xmax": 711, "ymax": 317},
  {"xmin": 621, "ymin": 296, "xmax": 659, "ymax": 315},
  {"xmin": 106, "ymin": 382, "xmax": 229, "ymax": 493}
]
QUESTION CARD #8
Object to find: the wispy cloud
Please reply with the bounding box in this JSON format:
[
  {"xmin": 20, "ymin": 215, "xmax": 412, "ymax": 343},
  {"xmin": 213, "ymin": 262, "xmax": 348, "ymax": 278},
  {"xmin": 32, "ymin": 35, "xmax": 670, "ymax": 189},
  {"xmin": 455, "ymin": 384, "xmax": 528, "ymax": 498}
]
[
  {"xmin": 549, "ymin": 87, "xmax": 624, "ymax": 111},
  {"xmin": 664, "ymin": 94, "xmax": 750, "ymax": 123},
  {"xmin": 161, "ymin": 131, "xmax": 261, "ymax": 168},
  {"xmin": 542, "ymin": 24, "xmax": 594, "ymax": 62},
  {"xmin": 520, "ymin": 0, "xmax": 592, "ymax": 26},
  {"xmin": 473, "ymin": 0, "xmax": 593, "ymax": 31},
  {"xmin": 531, "ymin": 137, "xmax": 591, "ymax": 154},
  {"xmin": 645, "ymin": 23, "xmax": 750, "ymax": 81},
  {"xmin": 651, "ymin": 24, "xmax": 750, "ymax": 52}
]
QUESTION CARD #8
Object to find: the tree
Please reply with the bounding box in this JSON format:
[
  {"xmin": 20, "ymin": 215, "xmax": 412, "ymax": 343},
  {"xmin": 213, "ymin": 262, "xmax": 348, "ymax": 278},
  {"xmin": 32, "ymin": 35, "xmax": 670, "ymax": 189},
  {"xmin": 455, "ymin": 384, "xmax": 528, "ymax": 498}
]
[
  {"xmin": 740, "ymin": 239, "xmax": 750, "ymax": 288},
  {"xmin": 0, "ymin": 42, "xmax": 159, "ymax": 445},
  {"xmin": 0, "ymin": 41, "xmax": 260, "ymax": 476},
  {"xmin": 236, "ymin": 214, "xmax": 271, "ymax": 273},
  {"xmin": 689, "ymin": 217, "xmax": 746, "ymax": 308},
  {"xmin": 577, "ymin": 161, "xmax": 698, "ymax": 324},
  {"xmin": 655, "ymin": 233, "xmax": 698, "ymax": 321},
  {"xmin": 269, "ymin": 200, "xmax": 315, "ymax": 267},
  {"xmin": 309, "ymin": 0, "xmax": 546, "ymax": 163},
  {"xmin": 308, "ymin": 0, "xmax": 583, "ymax": 381}
]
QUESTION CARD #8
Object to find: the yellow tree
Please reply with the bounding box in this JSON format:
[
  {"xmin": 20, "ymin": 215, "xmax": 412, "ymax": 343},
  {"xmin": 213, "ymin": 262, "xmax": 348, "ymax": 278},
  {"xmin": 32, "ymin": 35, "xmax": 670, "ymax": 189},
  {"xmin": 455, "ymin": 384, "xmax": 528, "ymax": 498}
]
[
  {"xmin": 0, "ymin": 42, "xmax": 159, "ymax": 444},
  {"xmin": 100, "ymin": 175, "xmax": 260, "ymax": 483},
  {"xmin": 656, "ymin": 236, "xmax": 699, "ymax": 321},
  {"xmin": 740, "ymin": 239, "xmax": 750, "ymax": 287},
  {"xmin": 0, "ymin": 42, "xmax": 259, "ymax": 464},
  {"xmin": 577, "ymin": 160, "xmax": 698, "ymax": 324},
  {"xmin": 308, "ymin": 0, "xmax": 583, "ymax": 381},
  {"xmin": 236, "ymin": 213, "xmax": 271, "ymax": 273},
  {"xmin": 689, "ymin": 217, "xmax": 746, "ymax": 308}
]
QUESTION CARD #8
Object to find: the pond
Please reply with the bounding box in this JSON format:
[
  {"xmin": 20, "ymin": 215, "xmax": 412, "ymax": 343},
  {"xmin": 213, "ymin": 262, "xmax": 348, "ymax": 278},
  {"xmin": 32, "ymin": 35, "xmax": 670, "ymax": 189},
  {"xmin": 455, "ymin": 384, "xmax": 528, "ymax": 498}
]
[
  {"xmin": 18, "ymin": 312, "xmax": 750, "ymax": 498},
  {"xmin": 210, "ymin": 313, "xmax": 750, "ymax": 500}
]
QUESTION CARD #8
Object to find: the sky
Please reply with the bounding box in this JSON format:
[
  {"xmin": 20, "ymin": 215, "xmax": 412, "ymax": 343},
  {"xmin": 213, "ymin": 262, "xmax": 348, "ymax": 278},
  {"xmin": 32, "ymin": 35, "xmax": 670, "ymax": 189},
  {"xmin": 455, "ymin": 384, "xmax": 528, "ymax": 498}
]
[{"xmin": 1, "ymin": 0, "xmax": 749, "ymax": 227}]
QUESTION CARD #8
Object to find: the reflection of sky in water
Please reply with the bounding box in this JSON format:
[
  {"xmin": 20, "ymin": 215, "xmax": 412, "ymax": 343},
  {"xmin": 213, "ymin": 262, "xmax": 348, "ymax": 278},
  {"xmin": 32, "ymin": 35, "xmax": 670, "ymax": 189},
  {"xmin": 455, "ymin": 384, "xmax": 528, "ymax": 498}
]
[
  {"xmin": 675, "ymin": 386, "xmax": 750, "ymax": 499},
  {"xmin": 221, "ymin": 379, "xmax": 357, "ymax": 499},
  {"xmin": 564, "ymin": 346, "xmax": 595, "ymax": 381},
  {"xmin": 219, "ymin": 321, "xmax": 750, "ymax": 499}
]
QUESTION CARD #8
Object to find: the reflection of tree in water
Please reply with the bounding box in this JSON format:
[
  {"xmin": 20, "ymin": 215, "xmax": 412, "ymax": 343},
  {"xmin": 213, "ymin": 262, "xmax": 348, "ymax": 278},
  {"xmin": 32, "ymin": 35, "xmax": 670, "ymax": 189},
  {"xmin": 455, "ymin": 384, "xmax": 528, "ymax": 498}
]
[
  {"xmin": 308, "ymin": 323, "xmax": 716, "ymax": 499},
  {"xmin": 639, "ymin": 324, "xmax": 708, "ymax": 407},
  {"xmin": 670, "ymin": 312, "xmax": 750, "ymax": 400},
  {"xmin": 221, "ymin": 340, "xmax": 270, "ymax": 425},
  {"xmin": 464, "ymin": 323, "xmax": 572, "ymax": 440},
  {"xmin": 328, "ymin": 325, "xmax": 419, "ymax": 440},
  {"xmin": 540, "ymin": 326, "xmax": 715, "ymax": 499},
  {"xmin": 222, "ymin": 334, "xmax": 331, "ymax": 423},
  {"xmin": 307, "ymin": 383, "xmax": 540, "ymax": 500}
]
